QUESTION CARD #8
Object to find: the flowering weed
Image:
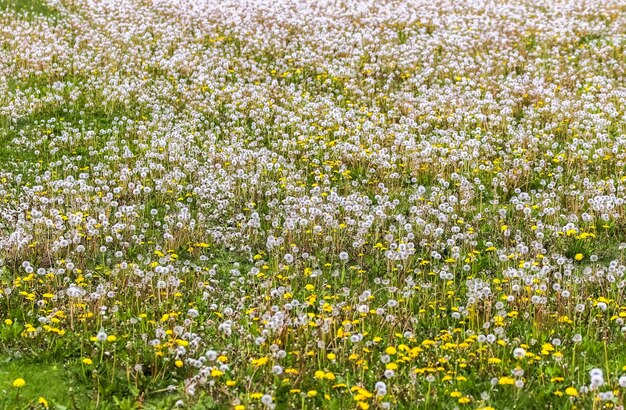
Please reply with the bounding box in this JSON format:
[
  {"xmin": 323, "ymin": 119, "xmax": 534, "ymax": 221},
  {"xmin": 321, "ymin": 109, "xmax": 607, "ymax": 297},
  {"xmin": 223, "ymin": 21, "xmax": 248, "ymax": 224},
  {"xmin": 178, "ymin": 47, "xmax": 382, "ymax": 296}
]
[{"xmin": 2, "ymin": 0, "xmax": 626, "ymax": 409}]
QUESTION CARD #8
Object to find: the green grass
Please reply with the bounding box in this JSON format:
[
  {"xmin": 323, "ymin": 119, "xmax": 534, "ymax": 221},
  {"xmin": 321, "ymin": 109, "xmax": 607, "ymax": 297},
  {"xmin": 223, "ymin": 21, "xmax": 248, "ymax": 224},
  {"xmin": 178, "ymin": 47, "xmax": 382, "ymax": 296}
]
[
  {"xmin": 0, "ymin": 0, "xmax": 59, "ymax": 18},
  {"xmin": 0, "ymin": 354, "xmax": 227, "ymax": 409},
  {"xmin": 0, "ymin": 79, "xmax": 145, "ymax": 184},
  {"xmin": 0, "ymin": 355, "xmax": 90, "ymax": 409}
]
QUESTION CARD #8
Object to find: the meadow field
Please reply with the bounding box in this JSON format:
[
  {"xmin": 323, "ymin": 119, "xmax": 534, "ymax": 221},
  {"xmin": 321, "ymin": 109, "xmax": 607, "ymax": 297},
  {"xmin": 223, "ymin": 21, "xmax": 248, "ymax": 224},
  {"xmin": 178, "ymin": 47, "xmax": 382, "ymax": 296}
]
[{"xmin": 1, "ymin": 0, "xmax": 626, "ymax": 408}]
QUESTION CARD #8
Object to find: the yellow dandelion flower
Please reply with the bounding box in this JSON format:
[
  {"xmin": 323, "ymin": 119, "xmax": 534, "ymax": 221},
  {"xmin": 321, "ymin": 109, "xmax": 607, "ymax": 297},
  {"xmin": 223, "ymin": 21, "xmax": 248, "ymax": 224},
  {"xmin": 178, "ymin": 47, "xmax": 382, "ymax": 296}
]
[
  {"xmin": 13, "ymin": 378, "xmax": 26, "ymax": 388},
  {"xmin": 498, "ymin": 376, "xmax": 515, "ymax": 385},
  {"xmin": 385, "ymin": 346, "xmax": 397, "ymax": 355},
  {"xmin": 82, "ymin": 358, "xmax": 93, "ymax": 365},
  {"xmin": 565, "ymin": 387, "xmax": 578, "ymax": 396}
]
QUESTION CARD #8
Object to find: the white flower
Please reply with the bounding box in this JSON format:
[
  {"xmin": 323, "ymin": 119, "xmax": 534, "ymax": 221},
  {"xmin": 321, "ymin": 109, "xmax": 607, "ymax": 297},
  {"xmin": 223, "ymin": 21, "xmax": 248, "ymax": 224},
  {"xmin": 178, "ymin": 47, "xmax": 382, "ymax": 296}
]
[
  {"xmin": 96, "ymin": 331, "xmax": 108, "ymax": 342},
  {"xmin": 261, "ymin": 394, "xmax": 273, "ymax": 406},
  {"xmin": 66, "ymin": 284, "xmax": 85, "ymax": 298}
]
